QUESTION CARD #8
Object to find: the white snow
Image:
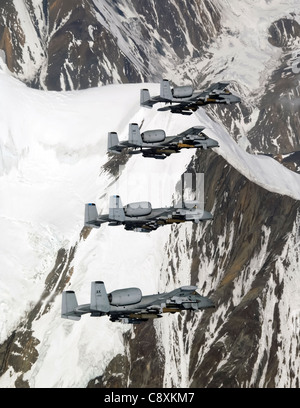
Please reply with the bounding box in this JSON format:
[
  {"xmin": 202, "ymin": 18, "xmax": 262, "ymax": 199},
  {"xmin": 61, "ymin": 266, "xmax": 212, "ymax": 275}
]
[{"xmin": 196, "ymin": 108, "xmax": 300, "ymax": 199}]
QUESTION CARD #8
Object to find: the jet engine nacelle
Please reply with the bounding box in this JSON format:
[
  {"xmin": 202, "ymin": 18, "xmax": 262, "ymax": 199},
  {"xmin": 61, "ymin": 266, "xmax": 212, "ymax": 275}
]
[
  {"xmin": 141, "ymin": 129, "xmax": 166, "ymax": 143},
  {"xmin": 173, "ymin": 85, "xmax": 193, "ymax": 98},
  {"xmin": 125, "ymin": 201, "xmax": 152, "ymax": 217},
  {"xmin": 108, "ymin": 288, "xmax": 142, "ymax": 306}
]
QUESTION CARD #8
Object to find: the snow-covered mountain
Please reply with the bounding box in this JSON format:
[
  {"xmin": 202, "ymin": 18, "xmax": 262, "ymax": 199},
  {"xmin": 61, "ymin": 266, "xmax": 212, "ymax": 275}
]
[
  {"xmin": 1, "ymin": 0, "xmax": 299, "ymax": 154},
  {"xmin": 0, "ymin": 0, "xmax": 300, "ymax": 388},
  {"xmin": 0, "ymin": 0, "xmax": 221, "ymax": 90}
]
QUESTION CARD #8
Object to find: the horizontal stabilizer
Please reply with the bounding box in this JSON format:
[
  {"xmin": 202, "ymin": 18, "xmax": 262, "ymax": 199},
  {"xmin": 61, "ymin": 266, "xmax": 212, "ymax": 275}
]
[
  {"xmin": 157, "ymin": 105, "xmax": 172, "ymax": 112},
  {"xmin": 61, "ymin": 291, "xmax": 81, "ymax": 321},
  {"xmin": 140, "ymin": 89, "xmax": 155, "ymax": 108}
]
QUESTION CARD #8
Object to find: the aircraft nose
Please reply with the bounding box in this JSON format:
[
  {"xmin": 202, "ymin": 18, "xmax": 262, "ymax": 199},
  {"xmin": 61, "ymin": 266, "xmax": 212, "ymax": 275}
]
[
  {"xmin": 206, "ymin": 298, "xmax": 215, "ymax": 308},
  {"xmin": 208, "ymin": 139, "xmax": 220, "ymax": 148},
  {"xmin": 203, "ymin": 210, "xmax": 213, "ymax": 220},
  {"xmin": 197, "ymin": 297, "xmax": 215, "ymax": 309},
  {"xmin": 231, "ymin": 95, "xmax": 241, "ymax": 103}
]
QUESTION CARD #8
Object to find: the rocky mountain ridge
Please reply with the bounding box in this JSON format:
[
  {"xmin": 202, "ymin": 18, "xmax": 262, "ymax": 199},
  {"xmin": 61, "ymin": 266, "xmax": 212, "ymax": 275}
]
[{"xmin": 0, "ymin": 0, "xmax": 221, "ymax": 90}]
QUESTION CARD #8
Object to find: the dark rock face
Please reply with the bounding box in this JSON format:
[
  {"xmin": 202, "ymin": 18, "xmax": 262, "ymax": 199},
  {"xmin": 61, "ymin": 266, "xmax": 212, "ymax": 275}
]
[
  {"xmin": 87, "ymin": 322, "xmax": 164, "ymax": 388},
  {"xmin": 0, "ymin": 0, "xmax": 222, "ymax": 90},
  {"xmin": 248, "ymin": 18, "xmax": 300, "ymax": 155},
  {"xmin": 0, "ymin": 0, "xmax": 30, "ymax": 75},
  {"xmin": 186, "ymin": 151, "xmax": 299, "ymax": 387},
  {"xmin": 0, "ymin": 243, "xmax": 80, "ymax": 387},
  {"xmin": 268, "ymin": 18, "xmax": 300, "ymax": 49},
  {"xmin": 44, "ymin": 1, "xmax": 144, "ymax": 90}
]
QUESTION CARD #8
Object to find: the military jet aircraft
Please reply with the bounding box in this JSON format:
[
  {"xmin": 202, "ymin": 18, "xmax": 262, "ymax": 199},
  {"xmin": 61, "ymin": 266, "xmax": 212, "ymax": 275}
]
[
  {"xmin": 140, "ymin": 79, "xmax": 241, "ymax": 115},
  {"xmin": 108, "ymin": 123, "xmax": 219, "ymax": 159},
  {"xmin": 61, "ymin": 281, "xmax": 215, "ymax": 324},
  {"xmin": 84, "ymin": 195, "xmax": 213, "ymax": 232}
]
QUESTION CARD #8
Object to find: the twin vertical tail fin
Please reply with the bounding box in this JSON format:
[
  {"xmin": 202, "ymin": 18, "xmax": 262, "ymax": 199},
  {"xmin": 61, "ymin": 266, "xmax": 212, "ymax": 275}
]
[
  {"xmin": 61, "ymin": 282, "xmax": 111, "ymax": 321},
  {"xmin": 128, "ymin": 123, "xmax": 143, "ymax": 146},
  {"xmin": 61, "ymin": 291, "xmax": 81, "ymax": 321},
  {"xmin": 160, "ymin": 79, "xmax": 173, "ymax": 100},
  {"xmin": 108, "ymin": 124, "xmax": 143, "ymax": 150},
  {"xmin": 109, "ymin": 195, "xmax": 125, "ymax": 222},
  {"xmin": 140, "ymin": 79, "xmax": 172, "ymax": 107},
  {"xmin": 85, "ymin": 196, "xmax": 126, "ymax": 228},
  {"xmin": 140, "ymin": 88, "xmax": 153, "ymax": 108},
  {"xmin": 91, "ymin": 281, "xmax": 110, "ymax": 313},
  {"xmin": 107, "ymin": 132, "xmax": 121, "ymax": 153},
  {"xmin": 84, "ymin": 203, "xmax": 100, "ymax": 228}
]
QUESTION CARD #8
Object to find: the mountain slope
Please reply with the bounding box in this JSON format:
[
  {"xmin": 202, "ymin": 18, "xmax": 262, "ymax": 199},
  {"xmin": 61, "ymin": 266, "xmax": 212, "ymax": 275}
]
[
  {"xmin": 0, "ymin": 0, "xmax": 222, "ymax": 90},
  {"xmin": 1, "ymin": 0, "xmax": 300, "ymax": 389},
  {"xmin": 1, "ymin": 62, "xmax": 300, "ymax": 387},
  {"xmin": 1, "ymin": 0, "xmax": 299, "ymax": 154}
]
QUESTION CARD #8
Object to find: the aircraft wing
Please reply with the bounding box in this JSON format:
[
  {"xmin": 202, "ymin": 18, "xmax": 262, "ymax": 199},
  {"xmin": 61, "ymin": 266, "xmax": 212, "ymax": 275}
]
[
  {"xmin": 96, "ymin": 214, "xmax": 110, "ymax": 224},
  {"xmin": 108, "ymin": 144, "xmax": 125, "ymax": 154},
  {"xmin": 165, "ymin": 126, "xmax": 206, "ymax": 143},
  {"xmin": 186, "ymin": 81, "xmax": 230, "ymax": 101},
  {"xmin": 204, "ymin": 81, "xmax": 230, "ymax": 94},
  {"xmin": 157, "ymin": 286, "xmax": 198, "ymax": 301}
]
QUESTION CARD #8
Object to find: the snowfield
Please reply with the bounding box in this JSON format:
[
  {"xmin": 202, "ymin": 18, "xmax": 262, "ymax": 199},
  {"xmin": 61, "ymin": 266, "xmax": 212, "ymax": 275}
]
[{"xmin": 1, "ymin": 55, "xmax": 300, "ymax": 387}]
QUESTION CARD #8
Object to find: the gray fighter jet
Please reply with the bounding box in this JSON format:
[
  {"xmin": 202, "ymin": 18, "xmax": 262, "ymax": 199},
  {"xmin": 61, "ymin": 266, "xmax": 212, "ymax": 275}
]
[
  {"xmin": 84, "ymin": 195, "xmax": 213, "ymax": 232},
  {"xmin": 141, "ymin": 79, "xmax": 241, "ymax": 115},
  {"xmin": 108, "ymin": 123, "xmax": 219, "ymax": 159},
  {"xmin": 61, "ymin": 281, "xmax": 215, "ymax": 324}
]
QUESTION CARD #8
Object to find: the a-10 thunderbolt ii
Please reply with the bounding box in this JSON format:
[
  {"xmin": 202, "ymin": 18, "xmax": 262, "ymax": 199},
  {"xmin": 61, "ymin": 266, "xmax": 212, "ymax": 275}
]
[
  {"xmin": 140, "ymin": 79, "xmax": 241, "ymax": 115},
  {"xmin": 61, "ymin": 281, "xmax": 215, "ymax": 324},
  {"xmin": 85, "ymin": 195, "xmax": 213, "ymax": 232},
  {"xmin": 108, "ymin": 123, "xmax": 219, "ymax": 159}
]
